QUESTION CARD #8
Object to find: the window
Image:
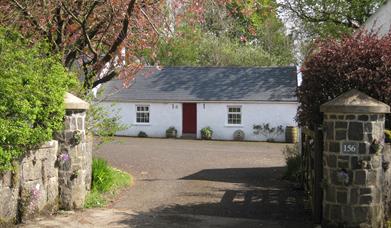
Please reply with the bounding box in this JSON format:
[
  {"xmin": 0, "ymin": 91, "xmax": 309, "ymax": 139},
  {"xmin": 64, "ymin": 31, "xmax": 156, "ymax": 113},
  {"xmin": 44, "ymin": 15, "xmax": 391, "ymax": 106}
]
[
  {"xmin": 136, "ymin": 105, "xmax": 150, "ymax": 123},
  {"xmin": 227, "ymin": 106, "xmax": 241, "ymax": 125}
]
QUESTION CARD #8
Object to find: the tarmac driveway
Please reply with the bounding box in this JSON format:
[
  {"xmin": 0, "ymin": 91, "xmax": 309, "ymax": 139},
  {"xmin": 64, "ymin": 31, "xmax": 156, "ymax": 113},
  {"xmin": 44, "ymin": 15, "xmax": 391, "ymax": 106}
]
[
  {"xmin": 22, "ymin": 137, "xmax": 312, "ymax": 228},
  {"xmin": 94, "ymin": 137, "xmax": 312, "ymax": 228}
]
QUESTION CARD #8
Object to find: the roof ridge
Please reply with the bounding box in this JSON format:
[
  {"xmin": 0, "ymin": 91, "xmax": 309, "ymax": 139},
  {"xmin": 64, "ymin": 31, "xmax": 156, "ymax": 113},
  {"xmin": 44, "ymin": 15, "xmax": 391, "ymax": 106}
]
[
  {"xmin": 142, "ymin": 65, "xmax": 296, "ymax": 69},
  {"xmin": 159, "ymin": 66, "xmax": 296, "ymax": 69}
]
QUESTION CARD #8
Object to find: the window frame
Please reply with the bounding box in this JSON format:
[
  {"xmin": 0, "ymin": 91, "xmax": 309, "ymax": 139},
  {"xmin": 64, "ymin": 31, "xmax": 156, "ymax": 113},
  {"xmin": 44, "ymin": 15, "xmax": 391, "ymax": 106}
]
[
  {"xmin": 227, "ymin": 105, "xmax": 242, "ymax": 126},
  {"xmin": 135, "ymin": 104, "xmax": 150, "ymax": 124}
]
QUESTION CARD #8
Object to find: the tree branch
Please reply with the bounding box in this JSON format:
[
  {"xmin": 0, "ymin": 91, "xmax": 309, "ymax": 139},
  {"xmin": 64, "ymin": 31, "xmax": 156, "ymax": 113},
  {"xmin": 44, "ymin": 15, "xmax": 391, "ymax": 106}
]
[
  {"xmin": 10, "ymin": 0, "xmax": 47, "ymax": 35},
  {"xmin": 94, "ymin": 0, "xmax": 137, "ymax": 74},
  {"xmin": 54, "ymin": 4, "xmax": 64, "ymax": 51},
  {"xmin": 64, "ymin": 21, "xmax": 105, "ymax": 68},
  {"xmin": 140, "ymin": 8, "xmax": 161, "ymax": 37},
  {"xmin": 92, "ymin": 70, "xmax": 118, "ymax": 88},
  {"xmin": 284, "ymin": 1, "xmax": 360, "ymax": 29}
]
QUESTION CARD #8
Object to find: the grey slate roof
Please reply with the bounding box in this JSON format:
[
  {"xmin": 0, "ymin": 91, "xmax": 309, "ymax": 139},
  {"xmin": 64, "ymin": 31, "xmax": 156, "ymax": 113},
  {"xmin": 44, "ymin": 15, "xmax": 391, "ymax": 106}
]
[{"xmin": 100, "ymin": 66, "xmax": 298, "ymax": 102}]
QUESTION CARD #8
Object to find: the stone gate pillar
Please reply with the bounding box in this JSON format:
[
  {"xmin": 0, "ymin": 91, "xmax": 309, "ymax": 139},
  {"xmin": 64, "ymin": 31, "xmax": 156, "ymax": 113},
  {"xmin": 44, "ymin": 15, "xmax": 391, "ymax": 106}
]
[
  {"xmin": 320, "ymin": 89, "xmax": 390, "ymax": 227},
  {"xmin": 57, "ymin": 93, "xmax": 92, "ymax": 210}
]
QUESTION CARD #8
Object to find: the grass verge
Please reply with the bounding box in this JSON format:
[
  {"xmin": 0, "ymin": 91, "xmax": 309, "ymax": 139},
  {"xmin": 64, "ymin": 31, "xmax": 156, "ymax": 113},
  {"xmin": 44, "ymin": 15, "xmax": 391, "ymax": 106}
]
[{"xmin": 84, "ymin": 158, "xmax": 132, "ymax": 208}]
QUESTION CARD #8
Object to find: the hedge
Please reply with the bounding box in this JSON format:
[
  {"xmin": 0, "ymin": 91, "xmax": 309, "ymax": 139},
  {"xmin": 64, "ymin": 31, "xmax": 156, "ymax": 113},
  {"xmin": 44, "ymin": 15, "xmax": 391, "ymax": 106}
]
[
  {"xmin": 0, "ymin": 28, "xmax": 73, "ymax": 170},
  {"xmin": 298, "ymin": 31, "xmax": 391, "ymax": 128}
]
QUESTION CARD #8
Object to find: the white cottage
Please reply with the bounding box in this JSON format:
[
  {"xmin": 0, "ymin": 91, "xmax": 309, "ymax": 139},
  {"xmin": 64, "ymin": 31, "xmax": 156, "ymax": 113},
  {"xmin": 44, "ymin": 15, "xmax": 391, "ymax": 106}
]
[
  {"xmin": 99, "ymin": 66, "xmax": 298, "ymax": 141},
  {"xmin": 364, "ymin": 0, "xmax": 391, "ymax": 36}
]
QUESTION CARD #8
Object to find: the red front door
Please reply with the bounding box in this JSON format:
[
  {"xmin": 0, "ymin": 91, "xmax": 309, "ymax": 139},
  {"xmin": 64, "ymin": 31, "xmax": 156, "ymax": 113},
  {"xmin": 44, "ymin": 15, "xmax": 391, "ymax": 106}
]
[{"xmin": 182, "ymin": 103, "xmax": 197, "ymax": 133}]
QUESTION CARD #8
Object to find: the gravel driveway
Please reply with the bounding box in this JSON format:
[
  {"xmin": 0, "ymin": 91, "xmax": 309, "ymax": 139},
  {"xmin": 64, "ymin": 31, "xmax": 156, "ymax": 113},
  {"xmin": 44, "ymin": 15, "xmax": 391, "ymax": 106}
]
[{"xmin": 22, "ymin": 137, "xmax": 312, "ymax": 227}]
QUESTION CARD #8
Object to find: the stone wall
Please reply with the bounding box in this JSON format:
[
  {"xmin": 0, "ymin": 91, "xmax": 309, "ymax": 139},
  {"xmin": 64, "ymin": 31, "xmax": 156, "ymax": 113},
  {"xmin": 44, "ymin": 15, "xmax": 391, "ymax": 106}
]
[
  {"xmin": 0, "ymin": 93, "xmax": 91, "ymax": 226},
  {"xmin": 0, "ymin": 141, "xmax": 59, "ymax": 224}
]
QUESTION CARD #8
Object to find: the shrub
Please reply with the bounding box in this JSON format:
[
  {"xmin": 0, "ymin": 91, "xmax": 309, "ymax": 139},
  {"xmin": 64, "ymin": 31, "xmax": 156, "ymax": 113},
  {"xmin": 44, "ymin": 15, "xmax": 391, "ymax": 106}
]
[
  {"xmin": 298, "ymin": 31, "xmax": 391, "ymax": 128},
  {"xmin": 166, "ymin": 127, "xmax": 177, "ymax": 138},
  {"xmin": 282, "ymin": 144, "xmax": 302, "ymax": 182},
  {"xmin": 138, "ymin": 131, "xmax": 148, "ymax": 138},
  {"xmin": 201, "ymin": 127, "xmax": 213, "ymax": 140},
  {"xmin": 385, "ymin": 130, "xmax": 391, "ymax": 143},
  {"xmin": 0, "ymin": 28, "xmax": 73, "ymax": 171}
]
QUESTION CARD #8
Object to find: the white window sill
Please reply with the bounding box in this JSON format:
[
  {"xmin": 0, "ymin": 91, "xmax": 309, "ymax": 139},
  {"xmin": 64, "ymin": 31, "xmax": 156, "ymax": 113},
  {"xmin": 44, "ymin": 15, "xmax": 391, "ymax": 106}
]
[
  {"xmin": 133, "ymin": 123, "xmax": 151, "ymax": 126},
  {"xmin": 225, "ymin": 124, "xmax": 243, "ymax": 128}
]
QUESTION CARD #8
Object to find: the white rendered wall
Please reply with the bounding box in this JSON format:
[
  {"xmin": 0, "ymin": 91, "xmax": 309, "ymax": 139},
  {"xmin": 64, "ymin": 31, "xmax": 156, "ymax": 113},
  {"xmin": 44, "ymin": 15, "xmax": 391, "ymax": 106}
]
[
  {"xmin": 101, "ymin": 101, "xmax": 298, "ymax": 141},
  {"xmin": 364, "ymin": 0, "xmax": 391, "ymax": 37},
  {"xmin": 100, "ymin": 102, "xmax": 182, "ymax": 137},
  {"xmin": 196, "ymin": 103, "xmax": 298, "ymax": 141}
]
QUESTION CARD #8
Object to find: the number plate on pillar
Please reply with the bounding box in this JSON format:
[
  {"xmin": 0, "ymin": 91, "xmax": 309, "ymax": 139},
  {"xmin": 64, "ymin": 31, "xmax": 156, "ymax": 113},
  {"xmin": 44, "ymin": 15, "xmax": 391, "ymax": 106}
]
[{"xmin": 342, "ymin": 142, "xmax": 358, "ymax": 154}]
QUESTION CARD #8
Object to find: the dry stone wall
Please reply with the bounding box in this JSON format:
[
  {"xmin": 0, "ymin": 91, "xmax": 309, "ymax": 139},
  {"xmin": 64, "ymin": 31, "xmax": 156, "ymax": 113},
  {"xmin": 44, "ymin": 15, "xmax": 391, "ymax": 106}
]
[
  {"xmin": 0, "ymin": 93, "xmax": 91, "ymax": 226},
  {"xmin": 0, "ymin": 141, "xmax": 60, "ymax": 224}
]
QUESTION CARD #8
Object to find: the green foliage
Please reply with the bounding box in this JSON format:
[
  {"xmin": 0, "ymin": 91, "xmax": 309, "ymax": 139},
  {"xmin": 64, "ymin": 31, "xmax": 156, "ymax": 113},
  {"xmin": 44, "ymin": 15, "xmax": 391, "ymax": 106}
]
[
  {"xmin": 69, "ymin": 87, "xmax": 127, "ymax": 145},
  {"xmin": 280, "ymin": 0, "xmax": 385, "ymax": 39},
  {"xmin": 156, "ymin": 29, "xmax": 293, "ymax": 66},
  {"xmin": 385, "ymin": 130, "xmax": 391, "ymax": 143},
  {"xmin": 84, "ymin": 190, "xmax": 106, "ymax": 208},
  {"xmin": 91, "ymin": 158, "xmax": 114, "ymax": 192},
  {"xmin": 201, "ymin": 127, "xmax": 213, "ymax": 140},
  {"xmin": 0, "ymin": 28, "xmax": 74, "ymax": 171},
  {"xmin": 86, "ymin": 157, "xmax": 132, "ymax": 208},
  {"xmin": 282, "ymin": 144, "xmax": 302, "ymax": 182},
  {"xmin": 153, "ymin": 0, "xmax": 294, "ymax": 67}
]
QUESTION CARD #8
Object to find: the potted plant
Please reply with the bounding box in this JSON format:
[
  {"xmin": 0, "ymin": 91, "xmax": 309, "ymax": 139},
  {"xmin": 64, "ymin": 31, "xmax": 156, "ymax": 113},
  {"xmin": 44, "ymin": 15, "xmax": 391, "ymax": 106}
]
[
  {"xmin": 201, "ymin": 127, "xmax": 213, "ymax": 140},
  {"xmin": 138, "ymin": 131, "xmax": 148, "ymax": 138},
  {"xmin": 166, "ymin": 127, "xmax": 177, "ymax": 138}
]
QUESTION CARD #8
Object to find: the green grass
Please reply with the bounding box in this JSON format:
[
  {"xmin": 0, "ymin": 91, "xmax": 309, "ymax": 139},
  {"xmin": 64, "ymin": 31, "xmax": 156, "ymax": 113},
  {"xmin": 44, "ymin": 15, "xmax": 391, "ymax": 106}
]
[{"xmin": 84, "ymin": 158, "xmax": 132, "ymax": 208}]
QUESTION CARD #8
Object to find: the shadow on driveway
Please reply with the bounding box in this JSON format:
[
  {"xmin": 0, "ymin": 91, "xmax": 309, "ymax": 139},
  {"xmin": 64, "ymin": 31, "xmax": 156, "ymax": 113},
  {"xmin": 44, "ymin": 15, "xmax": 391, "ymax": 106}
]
[{"xmin": 114, "ymin": 167, "xmax": 312, "ymax": 228}]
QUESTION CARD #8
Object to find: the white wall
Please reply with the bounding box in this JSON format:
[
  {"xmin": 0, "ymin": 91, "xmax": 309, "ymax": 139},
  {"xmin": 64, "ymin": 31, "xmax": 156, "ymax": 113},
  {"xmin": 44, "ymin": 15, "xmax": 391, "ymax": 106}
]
[
  {"xmin": 101, "ymin": 101, "xmax": 298, "ymax": 141},
  {"xmin": 197, "ymin": 103, "xmax": 298, "ymax": 141},
  {"xmin": 100, "ymin": 102, "xmax": 183, "ymax": 138},
  {"xmin": 364, "ymin": 0, "xmax": 391, "ymax": 37}
]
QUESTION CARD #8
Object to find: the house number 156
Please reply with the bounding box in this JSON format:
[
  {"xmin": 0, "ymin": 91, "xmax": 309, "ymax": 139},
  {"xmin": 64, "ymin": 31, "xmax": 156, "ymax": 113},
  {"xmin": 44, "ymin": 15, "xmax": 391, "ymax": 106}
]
[{"xmin": 342, "ymin": 143, "xmax": 358, "ymax": 154}]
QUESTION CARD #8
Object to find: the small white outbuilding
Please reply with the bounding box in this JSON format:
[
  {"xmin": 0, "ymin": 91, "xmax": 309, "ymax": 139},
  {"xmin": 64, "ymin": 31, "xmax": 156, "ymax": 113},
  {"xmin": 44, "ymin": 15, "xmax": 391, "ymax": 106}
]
[{"xmin": 99, "ymin": 66, "xmax": 298, "ymax": 141}]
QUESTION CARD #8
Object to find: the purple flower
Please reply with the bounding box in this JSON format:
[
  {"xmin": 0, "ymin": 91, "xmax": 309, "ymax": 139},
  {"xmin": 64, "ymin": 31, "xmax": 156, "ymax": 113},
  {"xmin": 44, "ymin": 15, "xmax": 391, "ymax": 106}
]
[
  {"xmin": 28, "ymin": 184, "xmax": 41, "ymax": 212},
  {"xmin": 59, "ymin": 153, "xmax": 70, "ymax": 162}
]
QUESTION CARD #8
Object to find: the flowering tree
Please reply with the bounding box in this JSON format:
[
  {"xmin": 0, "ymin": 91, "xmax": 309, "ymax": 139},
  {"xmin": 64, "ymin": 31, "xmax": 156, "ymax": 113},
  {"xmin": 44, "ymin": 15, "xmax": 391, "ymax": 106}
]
[
  {"xmin": 297, "ymin": 31, "xmax": 391, "ymax": 128},
  {"xmin": 0, "ymin": 0, "xmax": 228, "ymax": 89}
]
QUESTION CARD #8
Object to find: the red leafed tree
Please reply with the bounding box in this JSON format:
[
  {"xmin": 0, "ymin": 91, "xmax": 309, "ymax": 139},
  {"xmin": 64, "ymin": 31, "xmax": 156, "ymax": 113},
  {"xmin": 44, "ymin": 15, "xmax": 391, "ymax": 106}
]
[
  {"xmin": 0, "ymin": 0, "xmax": 226, "ymax": 89},
  {"xmin": 298, "ymin": 31, "xmax": 391, "ymax": 128}
]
